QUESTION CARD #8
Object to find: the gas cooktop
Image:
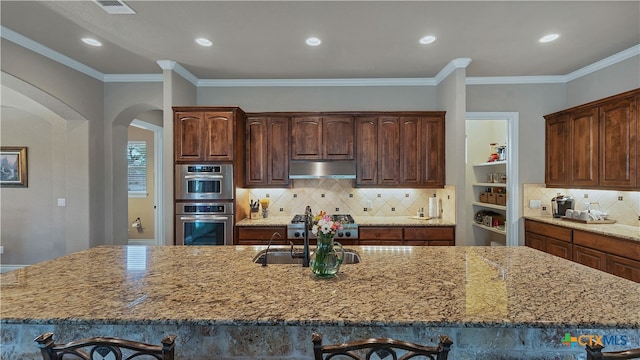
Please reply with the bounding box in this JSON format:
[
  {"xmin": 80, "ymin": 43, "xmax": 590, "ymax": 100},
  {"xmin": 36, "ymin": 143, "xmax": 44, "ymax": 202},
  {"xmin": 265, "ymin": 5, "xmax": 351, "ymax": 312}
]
[
  {"xmin": 290, "ymin": 214, "xmax": 355, "ymax": 224},
  {"xmin": 287, "ymin": 214, "xmax": 358, "ymax": 239}
]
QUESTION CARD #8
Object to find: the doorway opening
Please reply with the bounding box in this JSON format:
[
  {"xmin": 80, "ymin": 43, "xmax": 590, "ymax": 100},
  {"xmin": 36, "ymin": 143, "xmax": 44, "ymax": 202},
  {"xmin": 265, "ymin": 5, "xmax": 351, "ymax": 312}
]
[
  {"xmin": 128, "ymin": 119, "xmax": 164, "ymax": 246},
  {"xmin": 465, "ymin": 112, "xmax": 519, "ymax": 246}
]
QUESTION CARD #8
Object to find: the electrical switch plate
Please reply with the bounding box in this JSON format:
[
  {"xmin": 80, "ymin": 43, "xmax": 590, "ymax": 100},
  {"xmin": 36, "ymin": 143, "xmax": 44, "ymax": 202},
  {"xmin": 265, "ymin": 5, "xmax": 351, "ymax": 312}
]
[
  {"xmin": 0, "ymin": 246, "xmax": 4, "ymax": 255},
  {"xmin": 57, "ymin": 198, "xmax": 66, "ymax": 207},
  {"xmin": 529, "ymin": 200, "xmax": 541, "ymax": 209}
]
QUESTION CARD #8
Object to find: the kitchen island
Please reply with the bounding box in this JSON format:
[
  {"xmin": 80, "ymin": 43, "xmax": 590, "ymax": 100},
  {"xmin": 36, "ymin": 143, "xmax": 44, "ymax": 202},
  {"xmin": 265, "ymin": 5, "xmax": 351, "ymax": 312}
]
[{"xmin": 2, "ymin": 245, "xmax": 639, "ymax": 359}]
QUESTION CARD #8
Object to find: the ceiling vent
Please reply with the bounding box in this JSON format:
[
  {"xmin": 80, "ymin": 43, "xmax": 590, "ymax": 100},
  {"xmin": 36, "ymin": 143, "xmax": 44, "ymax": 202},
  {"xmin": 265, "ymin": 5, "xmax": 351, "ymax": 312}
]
[{"xmin": 94, "ymin": 0, "xmax": 136, "ymax": 15}]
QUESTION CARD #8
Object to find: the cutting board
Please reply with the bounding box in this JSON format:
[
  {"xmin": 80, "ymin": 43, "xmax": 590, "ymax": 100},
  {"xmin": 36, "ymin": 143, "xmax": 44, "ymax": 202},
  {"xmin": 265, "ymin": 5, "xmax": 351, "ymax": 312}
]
[{"xmin": 560, "ymin": 216, "xmax": 616, "ymax": 224}]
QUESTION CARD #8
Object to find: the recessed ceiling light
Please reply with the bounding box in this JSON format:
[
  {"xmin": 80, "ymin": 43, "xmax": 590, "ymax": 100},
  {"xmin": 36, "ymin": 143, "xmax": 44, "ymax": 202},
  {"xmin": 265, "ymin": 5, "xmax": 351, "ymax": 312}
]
[
  {"xmin": 81, "ymin": 37, "xmax": 102, "ymax": 47},
  {"xmin": 539, "ymin": 34, "xmax": 560, "ymax": 43},
  {"xmin": 419, "ymin": 35, "xmax": 437, "ymax": 45},
  {"xmin": 195, "ymin": 38, "xmax": 213, "ymax": 47},
  {"xmin": 306, "ymin": 37, "xmax": 322, "ymax": 46}
]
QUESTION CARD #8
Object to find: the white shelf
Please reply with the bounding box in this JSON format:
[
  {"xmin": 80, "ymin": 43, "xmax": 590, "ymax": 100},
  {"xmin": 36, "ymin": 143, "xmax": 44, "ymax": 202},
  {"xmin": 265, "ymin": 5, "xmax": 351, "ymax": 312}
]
[
  {"xmin": 472, "ymin": 182, "xmax": 507, "ymax": 187},
  {"xmin": 472, "ymin": 222, "xmax": 506, "ymax": 235},
  {"xmin": 472, "ymin": 201, "xmax": 507, "ymax": 211},
  {"xmin": 473, "ymin": 160, "xmax": 506, "ymax": 167}
]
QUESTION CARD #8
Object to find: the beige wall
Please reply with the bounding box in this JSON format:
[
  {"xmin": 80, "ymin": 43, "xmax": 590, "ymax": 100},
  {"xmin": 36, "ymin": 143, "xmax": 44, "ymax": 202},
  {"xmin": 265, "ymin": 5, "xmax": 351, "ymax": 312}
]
[{"xmin": 127, "ymin": 126, "xmax": 155, "ymax": 240}]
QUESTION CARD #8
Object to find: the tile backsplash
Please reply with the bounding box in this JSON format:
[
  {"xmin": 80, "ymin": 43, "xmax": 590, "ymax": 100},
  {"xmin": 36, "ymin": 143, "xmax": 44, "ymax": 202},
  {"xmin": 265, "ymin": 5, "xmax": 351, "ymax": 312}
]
[
  {"xmin": 523, "ymin": 183, "xmax": 640, "ymax": 227},
  {"xmin": 246, "ymin": 179, "xmax": 456, "ymax": 221}
]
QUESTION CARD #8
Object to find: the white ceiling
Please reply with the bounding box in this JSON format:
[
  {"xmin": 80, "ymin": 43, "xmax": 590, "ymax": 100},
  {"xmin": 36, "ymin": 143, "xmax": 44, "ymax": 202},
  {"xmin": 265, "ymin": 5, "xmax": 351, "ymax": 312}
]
[{"xmin": 1, "ymin": 1, "xmax": 639, "ymax": 81}]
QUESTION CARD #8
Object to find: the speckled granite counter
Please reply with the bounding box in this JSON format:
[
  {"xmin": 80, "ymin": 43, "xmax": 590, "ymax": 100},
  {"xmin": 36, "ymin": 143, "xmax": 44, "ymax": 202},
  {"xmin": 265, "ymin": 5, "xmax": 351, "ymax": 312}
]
[
  {"xmin": 524, "ymin": 215, "xmax": 640, "ymax": 243},
  {"xmin": 236, "ymin": 215, "xmax": 456, "ymax": 227},
  {"xmin": 2, "ymin": 245, "xmax": 639, "ymax": 359}
]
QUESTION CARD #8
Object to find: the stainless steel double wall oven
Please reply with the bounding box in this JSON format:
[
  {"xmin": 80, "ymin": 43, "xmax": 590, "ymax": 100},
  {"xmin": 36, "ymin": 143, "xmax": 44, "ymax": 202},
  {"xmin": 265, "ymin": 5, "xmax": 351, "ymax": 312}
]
[{"xmin": 175, "ymin": 164, "xmax": 234, "ymax": 245}]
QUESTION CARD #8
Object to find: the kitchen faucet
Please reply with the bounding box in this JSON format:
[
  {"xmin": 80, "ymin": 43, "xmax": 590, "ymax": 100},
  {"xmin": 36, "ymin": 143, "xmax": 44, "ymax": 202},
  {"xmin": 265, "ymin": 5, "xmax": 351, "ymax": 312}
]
[
  {"xmin": 291, "ymin": 205, "xmax": 312, "ymax": 267},
  {"xmin": 261, "ymin": 232, "xmax": 281, "ymax": 267}
]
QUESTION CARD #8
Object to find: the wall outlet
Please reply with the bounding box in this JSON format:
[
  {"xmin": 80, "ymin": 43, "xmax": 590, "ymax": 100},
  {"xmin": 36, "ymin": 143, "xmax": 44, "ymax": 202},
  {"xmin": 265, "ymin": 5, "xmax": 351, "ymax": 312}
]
[
  {"xmin": 57, "ymin": 198, "xmax": 66, "ymax": 207},
  {"xmin": 0, "ymin": 245, "xmax": 4, "ymax": 255},
  {"xmin": 529, "ymin": 200, "xmax": 541, "ymax": 209}
]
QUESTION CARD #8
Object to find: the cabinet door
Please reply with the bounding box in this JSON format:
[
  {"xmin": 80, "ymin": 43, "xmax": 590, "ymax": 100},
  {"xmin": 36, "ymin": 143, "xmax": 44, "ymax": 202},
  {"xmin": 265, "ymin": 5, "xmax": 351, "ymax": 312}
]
[
  {"xmin": 599, "ymin": 95, "xmax": 637, "ymax": 188},
  {"xmin": 355, "ymin": 117, "xmax": 378, "ymax": 186},
  {"xmin": 525, "ymin": 231, "xmax": 545, "ymax": 252},
  {"xmin": 607, "ymin": 254, "xmax": 640, "ymax": 283},
  {"xmin": 203, "ymin": 111, "xmax": 234, "ymax": 161},
  {"xmin": 245, "ymin": 117, "xmax": 268, "ymax": 186},
  {"xmin": 546, "ymin": 238, "xmax": 572, "ymax": 260},
  {"xmin": 323, "ymin": 116, "xmax": 354, "ymax": 160},
  {"xmin": 545, "ymin": 113, "xmax": 570, "ymax": 186},
  {"xmin": 378, "ymin": 117, "xmax": 400, "ymax": 185},
  {"xmin": 421, "ymin": 115, "xmax": 445, "ymax": 187},
  {"xmin": 399, "ymin": 117, "xmax": 420, "ymax": 186},
  {"xmin": 267, "ymin": 117, "xmax": 290, "ymax": 185},
  {"xmin": 291, "ymin": 116, "xmax": 322, "ymax": 160},
  {"xmin": 174, "ymin": 111, "xmax": 204, "ymax": 162},
  {"xmin": 236, "ymin": 227, "xmax": 286, "ymax": 245},
  {"xmin": 569, "ymin": 107, "xmax": 598, "ymax": 187},
  {"xmin": 573, "ymin": 245, "xmax": 607, "ymax": 271}
]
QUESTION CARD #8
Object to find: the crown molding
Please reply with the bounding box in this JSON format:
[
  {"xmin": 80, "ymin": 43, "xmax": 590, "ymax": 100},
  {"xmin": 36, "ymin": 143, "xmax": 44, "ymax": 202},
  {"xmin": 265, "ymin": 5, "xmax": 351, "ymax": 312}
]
[
  {"xmin": 1, "ymin": 26, "xmax": 104, "ymax": 81},
  {"xmin": 156, "ymin": 60, "xmax": 198, "ymax": 85},
  {"xmin": 564, "ymin": 44, "xmax": 640, "ymax": 82},
  {"xmin": 197, "ymin": 77, "xmax": 437, "ymax": 87},
  {"xmin": 2, "ymin": 26, "xmax": 638, "ymax": 87}
]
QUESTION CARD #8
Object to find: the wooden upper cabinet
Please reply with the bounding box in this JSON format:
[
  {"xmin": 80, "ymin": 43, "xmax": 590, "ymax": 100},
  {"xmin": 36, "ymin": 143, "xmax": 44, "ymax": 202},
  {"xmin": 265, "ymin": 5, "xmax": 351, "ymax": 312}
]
[
  {"xmin": 323, "ymin": 116, "xmax": 354, "ymax": 160},
  {"xmin": 355, "ymin": 117, "xmax": 378, "ymax": 186},
  {"xmin": 378, "ymin": 117, "xmax": 400, "ymax": 185},
  {"xmin": 291, "ymin": 116, "xmax": 322, "ymax": 160},
  {"xmin": 174, "ymin": 110, "xmax": 237, "ymax": 162},
  {"xmin": 175, "ymin": 112, "xmax": 204, "ymax": 161},
  {"xmin": 291, "ymin": 116, "xmax": 354, "ymax": 160},
  {"xmin": 545, "ymin": 113, "xmax": 570, "ymax": 187},
  {"xmin": 399, "ymin": 117, "xmax": 420, "ymax": 186},
  {"xmin": 245, "ymin": 116, "xmax": 290, "ymax": 187},
  {"xmin": 599, "ymin": 95, "xmax": 637, "ymax": 188},
  {"xmin": 421, "ymin": 114, "xmax": 446, "ymax": 187},
  {"xmin": 356, "ymin": 112, "xmax": 445, "ymax": 188},
  {"xmin": 569, "ymin": 106, "xmax": 598, "ymax": 187},
  {"xmin": 544, "ymin": 88, "xmax": 639, "ymax": 190},
  {"xmin": 203, "ymin": 111, "xmax": 235, "ymax": 161}
]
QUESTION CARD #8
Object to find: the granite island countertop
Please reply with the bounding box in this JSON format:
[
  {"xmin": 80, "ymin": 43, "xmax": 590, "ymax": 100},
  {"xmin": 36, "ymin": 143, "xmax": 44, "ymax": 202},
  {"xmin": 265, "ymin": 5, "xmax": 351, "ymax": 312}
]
[
  {"xmin": 524, "ymin": 215, "xmax": 640, "ymax": 243},
  {"xmin": 236, "ymin": 216, "xmax": 456, "ymax": 227},
  {"xmin": 2, "ymin": 245, "xmax": 638, "ymax": 329}
]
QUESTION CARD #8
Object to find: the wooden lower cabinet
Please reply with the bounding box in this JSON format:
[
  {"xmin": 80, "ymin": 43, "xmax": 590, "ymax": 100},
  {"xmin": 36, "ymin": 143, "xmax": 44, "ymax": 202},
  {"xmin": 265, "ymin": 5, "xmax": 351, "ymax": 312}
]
[
  {"xmin": 236, "ymin": 226, "xmax": 287, "ymax": 245},
  {"xmin": 524, "ymin": 220, "xmax": 572, "ymax": 260},
  {"xmin": 358, "ymin": 227, "xmax": 403, "ymax": 245},
  {"xmin": 607, "ymin": 254, "xmax": 640, "ymax": 283},
  {"xmin": 525, "ymin": 220, "xmax": 640, "ymax": 283},
  {"xmin": 573, "ymin": 245, "xmax": 607, "ymax": 271},
  {"xmin": 403, "ymin": 227, "xmax": 454, "ymax": 246}
]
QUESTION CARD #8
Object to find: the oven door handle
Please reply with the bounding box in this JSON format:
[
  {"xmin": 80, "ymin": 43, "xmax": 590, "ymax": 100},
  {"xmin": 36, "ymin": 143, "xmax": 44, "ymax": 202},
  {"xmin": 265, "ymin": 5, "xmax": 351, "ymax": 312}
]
[
  {"xmin": 179, "ymin": 216, "xmax": 230, "ymax": 221},
  {"xmin": 184, "ymin": 175, "xmax": 223, "ymax": 179}
]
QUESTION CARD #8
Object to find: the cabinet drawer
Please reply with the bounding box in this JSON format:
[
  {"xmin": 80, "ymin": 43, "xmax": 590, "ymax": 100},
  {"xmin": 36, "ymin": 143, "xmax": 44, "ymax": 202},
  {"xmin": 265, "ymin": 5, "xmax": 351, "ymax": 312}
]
[
  {"xmin": 358, "ymin": 227, "xmax": 403, "ymax": 240},
  {"xmin": 403, "ymin": 227, "xmax": 454, "ymax": 240},
  {"xmin": 574, "ymin": 230, "xmax": 640, "ymax": 262},
  {"xmin": 546, "ymin": 238, "xmax": 573, "ymax": 260},
  {"xmin": 525, "ymin": 231, "xmax": 545, "ymax": 252},
  {"xmin": 236, "ymin": 227, "xmax": 286, "ymax": 241},
  {"xmin": 607, "ymin": 254, "xmax": 640, "ymax": 283},
  {"xmin": 524, "ymin": 220, "xmax": 572, "ymax": 242},
  {"xmin": 573, "ymin": 245, "xmax": 607, "ymax": 271}
]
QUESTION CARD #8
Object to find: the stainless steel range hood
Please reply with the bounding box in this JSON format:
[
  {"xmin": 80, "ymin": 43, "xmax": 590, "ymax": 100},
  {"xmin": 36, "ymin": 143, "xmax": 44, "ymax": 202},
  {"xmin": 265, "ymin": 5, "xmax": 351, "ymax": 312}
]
[{"xmin": 289, "ymin": 160, "xmax": 356, "ymax": 179}]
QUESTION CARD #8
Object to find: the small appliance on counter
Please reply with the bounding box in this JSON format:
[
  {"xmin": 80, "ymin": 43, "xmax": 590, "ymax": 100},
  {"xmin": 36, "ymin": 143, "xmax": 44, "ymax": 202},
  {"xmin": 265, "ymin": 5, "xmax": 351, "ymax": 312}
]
[{"xmin": 551, "ymin": 194, "xmax": 575, "ymax": 218}]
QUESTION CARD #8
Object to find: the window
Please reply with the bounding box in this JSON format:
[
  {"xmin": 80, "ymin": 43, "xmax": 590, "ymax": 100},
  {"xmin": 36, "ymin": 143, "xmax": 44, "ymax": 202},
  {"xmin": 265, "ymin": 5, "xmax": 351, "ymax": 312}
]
[{"xmin": 127, "ymin": 141, "xmax": 147, "ymax": 197}]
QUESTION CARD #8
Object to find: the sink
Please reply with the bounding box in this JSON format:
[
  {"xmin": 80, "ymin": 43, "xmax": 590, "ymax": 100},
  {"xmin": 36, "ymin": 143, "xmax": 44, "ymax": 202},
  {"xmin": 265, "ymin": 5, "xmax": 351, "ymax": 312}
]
[{"xmin": 253, "ymin": 248, "xmax": 361, "ymax": 265}]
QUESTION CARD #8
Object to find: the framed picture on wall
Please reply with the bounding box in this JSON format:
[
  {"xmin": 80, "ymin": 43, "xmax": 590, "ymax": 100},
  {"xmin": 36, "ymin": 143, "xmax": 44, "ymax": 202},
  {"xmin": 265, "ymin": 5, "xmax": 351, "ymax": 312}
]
[{"xmin": 0, "ymin": 147, "xmax": 28, "ymax": 187}]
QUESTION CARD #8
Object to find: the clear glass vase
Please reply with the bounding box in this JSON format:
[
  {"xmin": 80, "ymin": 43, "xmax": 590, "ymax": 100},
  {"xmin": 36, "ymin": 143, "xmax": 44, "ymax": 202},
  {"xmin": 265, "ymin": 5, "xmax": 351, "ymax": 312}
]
[{"xmin": 310, "ymin": 233, "xmax": 345, "ymax": 278}]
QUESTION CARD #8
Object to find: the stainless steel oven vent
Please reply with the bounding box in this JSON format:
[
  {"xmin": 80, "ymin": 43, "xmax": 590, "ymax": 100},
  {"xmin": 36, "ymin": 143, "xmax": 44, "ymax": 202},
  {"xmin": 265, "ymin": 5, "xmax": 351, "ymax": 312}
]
[{"xmin": 94, "ymin": 0, "xmax": 136, "ymax": 15}]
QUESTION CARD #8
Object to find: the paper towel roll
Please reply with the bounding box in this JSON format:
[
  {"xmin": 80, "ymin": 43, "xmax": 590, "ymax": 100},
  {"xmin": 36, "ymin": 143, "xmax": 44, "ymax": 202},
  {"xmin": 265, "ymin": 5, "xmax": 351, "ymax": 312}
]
[{"xmin": 428, "ymin": 197, "xmax": 439, "ymax": 218}]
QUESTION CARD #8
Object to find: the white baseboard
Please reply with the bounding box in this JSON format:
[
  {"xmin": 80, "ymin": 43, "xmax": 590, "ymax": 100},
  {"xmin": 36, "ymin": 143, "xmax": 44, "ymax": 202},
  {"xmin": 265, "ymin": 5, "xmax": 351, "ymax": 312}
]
[
  {"xmin": 1, "ymin": 264, "xmax": 27, "ymax": 273},
  {"xmin": 128, "ymin": 239, "xmax": 155, "ymax": 246}
]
